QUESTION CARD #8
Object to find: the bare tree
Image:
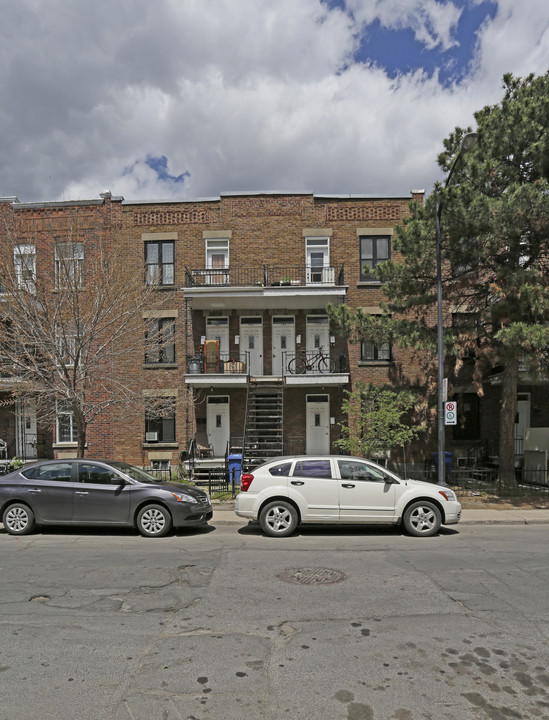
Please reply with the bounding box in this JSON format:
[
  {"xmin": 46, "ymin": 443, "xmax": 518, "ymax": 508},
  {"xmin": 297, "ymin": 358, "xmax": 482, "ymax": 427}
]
[{"xmin": 0, "ymin": 211, "xmax": 182, "ymax": 457}]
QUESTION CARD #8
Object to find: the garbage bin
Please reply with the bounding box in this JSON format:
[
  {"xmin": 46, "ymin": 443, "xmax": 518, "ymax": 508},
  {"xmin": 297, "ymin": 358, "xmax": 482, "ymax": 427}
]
[
  {"xmin": 432, "ymin": 451, "xmax": 453, "ymax": 481},
  {"xmin": 227, "ymin": 453, "xmax": 242, "ymax": 487}
]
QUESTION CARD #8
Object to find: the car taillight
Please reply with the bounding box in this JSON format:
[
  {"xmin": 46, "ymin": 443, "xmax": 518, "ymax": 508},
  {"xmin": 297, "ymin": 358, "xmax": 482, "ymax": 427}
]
[{"xmin": 240, "ymin": 473, "xmax": 254, "ymax": 492}]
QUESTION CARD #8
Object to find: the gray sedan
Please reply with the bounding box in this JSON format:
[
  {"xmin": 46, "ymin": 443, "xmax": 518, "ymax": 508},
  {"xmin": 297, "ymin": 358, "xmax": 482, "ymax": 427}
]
[{"xmin": 0, "ymin": 459, "xmax": 212, "ymax": 538}]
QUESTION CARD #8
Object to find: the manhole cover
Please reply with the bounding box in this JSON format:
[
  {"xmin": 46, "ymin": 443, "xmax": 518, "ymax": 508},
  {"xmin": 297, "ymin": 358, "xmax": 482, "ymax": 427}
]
[{"xmin": 277, "ymin": 567, "xmax": 348, "ymax": 585}]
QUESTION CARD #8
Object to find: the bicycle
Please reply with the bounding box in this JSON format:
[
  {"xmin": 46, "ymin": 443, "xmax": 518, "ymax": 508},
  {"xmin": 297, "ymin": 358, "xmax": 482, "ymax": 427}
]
[{"xmin": 287, "ymin": 347, "xmax": 336, "ymax": 374}]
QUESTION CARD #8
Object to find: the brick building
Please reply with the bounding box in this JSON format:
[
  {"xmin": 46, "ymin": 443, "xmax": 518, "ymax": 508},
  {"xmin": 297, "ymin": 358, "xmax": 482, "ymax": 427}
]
[
  {"xmin": 120, "ymin": 190, "xmax": 426, "ymax": 475},
  {"xmin": 2, "ymin": 189, "xmax": 548, "ymax": 479}
]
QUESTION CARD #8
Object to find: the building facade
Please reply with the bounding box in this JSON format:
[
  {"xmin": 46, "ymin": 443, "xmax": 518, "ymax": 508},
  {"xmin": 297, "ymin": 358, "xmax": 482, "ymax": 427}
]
[{"xmin": 2, "ymin": 189, "xmax": 547, "ymax": 479}]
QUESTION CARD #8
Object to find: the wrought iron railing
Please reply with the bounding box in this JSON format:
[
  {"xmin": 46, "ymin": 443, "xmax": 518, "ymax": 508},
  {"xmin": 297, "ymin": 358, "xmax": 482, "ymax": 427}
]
[
  {"xmin": 185, "ymin": 264, "xmax": 345, "ymax": 288},
  {"xmin": 282, "ymin": 349, "xmax": 339, "ymax": 375},
  {"xmin": 186, "ymin": 352, "xmax": 249, "ymax": 375}
]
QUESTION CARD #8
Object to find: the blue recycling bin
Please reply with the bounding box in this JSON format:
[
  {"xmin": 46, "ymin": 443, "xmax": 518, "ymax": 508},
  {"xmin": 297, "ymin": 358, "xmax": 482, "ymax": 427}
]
[
  {"xmin": 432, "ymin": 451, "xmax": 453, "ymax": 481},
  {"xmin": 432, "ymin": 451, "xmax": 453, "ymax": 469},
  {"xmin": 227, "ymin": 453, "xmax": 242, "ymax": 486}
]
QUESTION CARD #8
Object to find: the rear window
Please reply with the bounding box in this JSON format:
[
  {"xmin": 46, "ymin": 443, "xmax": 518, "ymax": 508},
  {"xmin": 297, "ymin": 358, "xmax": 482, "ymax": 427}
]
[
  {"xmin": 22, "ymin": 463, "xmax": 73, "ymax": 482},
  {"xmin": 292, "ymin": 460, "xmax": 332, "ymax": 479},
  {"xmin": 269, "ymin": 462, "xmax": 292, "ymax": 477}
]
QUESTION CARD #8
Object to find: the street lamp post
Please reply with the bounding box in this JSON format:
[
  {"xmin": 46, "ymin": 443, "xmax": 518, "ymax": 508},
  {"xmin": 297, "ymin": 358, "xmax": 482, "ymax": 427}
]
[{"xmin": 435, "ymin": 132, "xmax": 478, "ymax": 485}]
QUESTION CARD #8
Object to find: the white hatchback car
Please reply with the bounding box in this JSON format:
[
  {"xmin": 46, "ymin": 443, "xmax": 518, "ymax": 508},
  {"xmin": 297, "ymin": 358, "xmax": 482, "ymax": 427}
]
[{"xmin": 235, "ymin": 456, "xmax": 461, "ymax": 537}]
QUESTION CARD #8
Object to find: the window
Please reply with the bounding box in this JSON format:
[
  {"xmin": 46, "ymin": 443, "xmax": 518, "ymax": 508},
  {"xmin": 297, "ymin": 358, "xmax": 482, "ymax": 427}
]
[
  {"xmin": 78, "ymin": 462, "xmax": 121, "ymax": 485},
  {"xmin": 56, "ymin": 330, "xmax": 77, "ymax": 366},
  {"xmin": 292, "ymin": 459, "xmax": 332, "ymax": 479},
  {"xmin": 22, "ymin": 462, "xmax": 73, "ymax": 482},
  {"xmin": 145, "ymin": 399, "xmax": 176, "ymax": 443},
  {"xmin": 360, "ymin": 340, "xmax": 391, "ymax": 361},
  {"xmin": 145, "ymin": 318, "xmax": 176, "ymax": 364},
  {"xmin": 55, "ymin": 242, "xmax": 84, "ymax": 288},
  {"xmin": 14, "ymin": 245, "xmax": 36, "ymax": 291},
  {"xmin": 56, "ymin": 400, "xmax": 78, "ymax": 443},
  {"xmin": 269, "ymin": 461, "xmax": 292, "ymax": 477},
  {"xmin": 145, "ymin": 241, "xmax": 174, "ymax": 286},
  {"xmin": 337, "ymin": 459, "xmax": 388, "ymax": 483},
  {"xmin": 359, "ymin": 236, "xmax": 390, "ymax": 280}
]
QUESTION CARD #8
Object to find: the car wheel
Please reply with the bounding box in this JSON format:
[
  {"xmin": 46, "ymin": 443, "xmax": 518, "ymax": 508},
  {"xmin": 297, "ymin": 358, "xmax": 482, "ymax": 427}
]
[
  {"xmin": 259, "ymin": 501, "xmax": 298, "ymax": 537},
  {"xmin": 403, "ymin": 501, "xmax": 441, "ymax": 537},
  {"xmin": 136, "ymin": 504, "xmax": 172, "ymax": 538},
  {"xmin": 3, "ymin": 503, "xmax": 36, "ymax": 536}
]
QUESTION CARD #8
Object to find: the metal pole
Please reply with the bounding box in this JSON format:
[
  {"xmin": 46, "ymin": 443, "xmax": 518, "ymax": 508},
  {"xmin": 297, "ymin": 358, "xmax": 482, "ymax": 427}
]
[{"xmin": 436, "ymin": 200, "xmax": 445, "ymax": 485}]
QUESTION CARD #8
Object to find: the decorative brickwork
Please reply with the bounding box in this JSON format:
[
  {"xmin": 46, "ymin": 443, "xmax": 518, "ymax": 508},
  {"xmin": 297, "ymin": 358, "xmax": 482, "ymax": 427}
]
[
  {"xmin": 230, "ymin": 196, "xmax": 304, "ymax": 217},
  {"xmin": 133, "ymin": 209, "xmax": 217, "ymax": 225},
  {"xmin": 324, "ymin": 204, "xmax": 402, "ymax": 222}
]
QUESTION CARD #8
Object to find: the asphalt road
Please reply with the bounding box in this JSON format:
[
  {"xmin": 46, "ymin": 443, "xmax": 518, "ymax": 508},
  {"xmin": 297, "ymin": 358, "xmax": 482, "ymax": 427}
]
[{"xmin": 1, "ymin": 521, "xmax": 548, "ymax": 720}]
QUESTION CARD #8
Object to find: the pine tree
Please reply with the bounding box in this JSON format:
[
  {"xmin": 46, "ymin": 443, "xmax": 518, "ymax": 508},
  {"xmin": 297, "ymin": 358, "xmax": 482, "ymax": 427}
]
[{"xmin": 331, "ymin": 72, "xmax": 549, "ymax": 487}]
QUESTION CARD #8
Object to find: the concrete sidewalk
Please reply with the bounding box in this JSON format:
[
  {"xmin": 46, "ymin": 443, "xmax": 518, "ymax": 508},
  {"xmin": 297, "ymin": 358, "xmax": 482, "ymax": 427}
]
[{"xmin": 211, "ymin": 501, "xmax": 549, "ymax": 526}]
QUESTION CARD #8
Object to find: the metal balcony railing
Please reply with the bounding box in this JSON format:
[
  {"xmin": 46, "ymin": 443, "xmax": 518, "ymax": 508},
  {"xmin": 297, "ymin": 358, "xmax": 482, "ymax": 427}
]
[
  {"xmin": 184, "ymin": 264, "xmax": 345, "ymax": 288},
  {"xmin": 186, "ymin": 352, "xmax": 249, "ymax": 375}
]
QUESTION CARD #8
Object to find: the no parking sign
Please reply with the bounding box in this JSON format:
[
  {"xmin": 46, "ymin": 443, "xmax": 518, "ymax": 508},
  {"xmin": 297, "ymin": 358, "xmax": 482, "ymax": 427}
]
[{"xmin": 444, "ymin": 401, "xmax": 457, "ymax": 425}]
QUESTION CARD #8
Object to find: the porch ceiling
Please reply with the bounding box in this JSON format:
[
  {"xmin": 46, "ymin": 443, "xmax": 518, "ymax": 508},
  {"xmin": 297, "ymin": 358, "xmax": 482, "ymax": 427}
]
[{"xmin": 183, "ymin": 285, "xmax": 347, "ymax": 311}]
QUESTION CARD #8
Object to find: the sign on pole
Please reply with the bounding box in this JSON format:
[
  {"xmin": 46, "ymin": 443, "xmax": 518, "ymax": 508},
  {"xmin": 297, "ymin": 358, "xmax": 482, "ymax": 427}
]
[
  {"xmin": 442, "ymin": 378, "xmax": 448, "ymax": 403},
  {"xmin": 444, "ymin": 401, "xmax": 457, "ymax": 426}
]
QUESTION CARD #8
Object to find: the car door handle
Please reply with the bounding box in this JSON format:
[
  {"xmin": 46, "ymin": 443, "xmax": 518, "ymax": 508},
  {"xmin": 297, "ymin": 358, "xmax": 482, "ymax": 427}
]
[
  {"xmin": 290, "ymin": 481, "xmax": 305, "ymax": 486},
  {"xmin": 75, "ymin": 490, "xmax": 89, "ymax": 496},
  {"xmin": 28, "ymin": 488, "xmax": 41, "ymax": 494},
  {"xmin": 342, "ymin": 483, "xmax": 355, "ymax": 489}
]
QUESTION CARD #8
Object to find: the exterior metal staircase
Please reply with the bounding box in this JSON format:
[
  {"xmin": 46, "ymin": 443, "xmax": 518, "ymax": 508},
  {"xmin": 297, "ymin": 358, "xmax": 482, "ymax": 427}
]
[{"xmin": 242, "ymin": 379, "xmax": 284, "ymax": 471}]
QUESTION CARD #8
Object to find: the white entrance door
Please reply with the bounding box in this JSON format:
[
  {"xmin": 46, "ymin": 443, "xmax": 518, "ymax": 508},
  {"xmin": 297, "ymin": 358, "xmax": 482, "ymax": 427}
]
[
  {"xmin": 305, "ymin": 237, "xmax": 332, "ymax": 284},
  {"xmin": 272, "ymin": 316, "xmax": 295, "ymax": 376},
  {"xmin": 306, "ymin": 394, "xmax": 330, "ymax": 455},
  {"xmin": 240, "ymin": 317, "xmax": 263, "ymax": 376},
  {"xmin": 515, "ymin": 393, "xmax": 531, "ymax": 456},
  {"xmin": 206, "ymin": 317, "xmax": 230, "ymax": 362},
  {"xmin": 16, "ymin": 398, "xmax": 38, "ymax": 458},
  {"xmin": 306, "ymin": 316, "xmax": 330, "ymax": 373},
  {"xmin": 207, "ymin": 396, "xmax": 230, "ymax": 457}
]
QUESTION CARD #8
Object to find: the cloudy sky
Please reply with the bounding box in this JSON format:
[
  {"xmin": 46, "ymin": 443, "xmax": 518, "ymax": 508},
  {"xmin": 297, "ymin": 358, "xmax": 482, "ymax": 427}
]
[{"xmin": 1, "ymin": 0, "xmax": 548, "ymax": 203}]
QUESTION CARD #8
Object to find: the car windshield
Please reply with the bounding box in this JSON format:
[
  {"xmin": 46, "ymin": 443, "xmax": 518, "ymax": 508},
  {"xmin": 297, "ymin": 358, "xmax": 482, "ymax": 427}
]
[{"xmin": 108, "ymin": 461, "xmax": 160, "ymax": 484}]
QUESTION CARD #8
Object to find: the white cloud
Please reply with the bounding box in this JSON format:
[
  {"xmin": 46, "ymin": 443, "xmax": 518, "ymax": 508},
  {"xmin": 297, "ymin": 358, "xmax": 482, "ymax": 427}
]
[
  {"xmin": 347, "ymin": 0, "xmax": 463, "ymax": 51},
  {"xmin": 0, "ymin": 0, "xmax": 548, "ymax": 203}
]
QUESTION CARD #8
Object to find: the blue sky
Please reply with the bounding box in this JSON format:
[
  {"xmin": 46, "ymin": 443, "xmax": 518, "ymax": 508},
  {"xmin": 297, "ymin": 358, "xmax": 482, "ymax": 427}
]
[
  {"xmin": 0, "ymin": 0, "xmax": 548, "ymax": 202},
  {"xmin": 350, "ymin": 2, "xmax": 498, "ymax": 84}
]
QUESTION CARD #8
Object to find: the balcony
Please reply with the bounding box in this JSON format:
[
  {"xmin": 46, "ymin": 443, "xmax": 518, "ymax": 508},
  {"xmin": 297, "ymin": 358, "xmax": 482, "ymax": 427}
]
[
  {"xmin": 185, "ymin": 349, "xmax": 349, "ymax": 387},
  {"xmin": 183, "ymin": 264, "xmax": 347, "ymax": 311}
]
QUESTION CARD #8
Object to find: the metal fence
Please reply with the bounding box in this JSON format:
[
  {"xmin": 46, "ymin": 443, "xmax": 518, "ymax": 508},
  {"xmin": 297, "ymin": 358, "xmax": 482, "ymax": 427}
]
[{"xmin": 394, "ymin": 465, "xmax": 549, "ymax": 493}]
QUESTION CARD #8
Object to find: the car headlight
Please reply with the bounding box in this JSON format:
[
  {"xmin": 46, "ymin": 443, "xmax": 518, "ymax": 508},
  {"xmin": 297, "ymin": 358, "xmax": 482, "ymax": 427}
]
[
  {"xmin": 438, "ymin": 489, "xmax": 457, "ymax": 502},
  {"xmin": 171, "ymin": 492, "xmax": 198, "ymax": 504}
]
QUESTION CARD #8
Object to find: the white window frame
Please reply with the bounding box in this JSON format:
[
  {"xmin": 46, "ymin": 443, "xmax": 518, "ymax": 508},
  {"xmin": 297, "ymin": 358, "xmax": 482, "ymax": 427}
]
[
  {"xmin": 55, "ymin": 242, "xmax": 84, "ymax": 288},
  {"xmin": 14, "ymin": 244, "xmax": 36, "ymax": 292},
  {"xmin": 56, "ymin": 330, "xmax": 77, "ymax": 367},
  {"xmin": 305, "ymin": 237, "xmax": 332, "ymax": 284},
  {"xmin": 56, "ymin": 400, "xmax": 78, "ymax": 444}
]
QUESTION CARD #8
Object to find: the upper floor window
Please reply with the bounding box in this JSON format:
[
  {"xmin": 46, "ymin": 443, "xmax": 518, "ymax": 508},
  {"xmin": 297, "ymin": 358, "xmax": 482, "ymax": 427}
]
[
  {"xmin": 14, "ymin": 245, "xmax": 36, "ymax": 292},
  {"xmin": 55, "ymin": 242, "xmax": 83, "ymax": 288},
  {"xmin": 145, "ymin": 318, "xmax": 176, "ymax": 364},
  {"xmin": 361, "ymin": 340, "xmax": 391, "ymax": 362},
  {"xmin": 359, "ymin": 236, "xmax": 390, "ymax": 281},
  {"xmin": 145, "ymin": 241, "xmax": 174, "ymax": 286},
  {"xmin": 56, "ymin": 330, "xmax": 77, "ymax": 367}
]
